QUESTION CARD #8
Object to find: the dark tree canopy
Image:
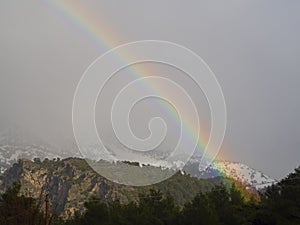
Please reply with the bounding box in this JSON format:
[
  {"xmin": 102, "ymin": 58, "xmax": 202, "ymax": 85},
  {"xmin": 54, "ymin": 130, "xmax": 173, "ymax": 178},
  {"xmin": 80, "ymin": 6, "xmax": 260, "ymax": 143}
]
[{"xmin": 1, "ymin": 166, "xmax": 300, "ymax": 225}]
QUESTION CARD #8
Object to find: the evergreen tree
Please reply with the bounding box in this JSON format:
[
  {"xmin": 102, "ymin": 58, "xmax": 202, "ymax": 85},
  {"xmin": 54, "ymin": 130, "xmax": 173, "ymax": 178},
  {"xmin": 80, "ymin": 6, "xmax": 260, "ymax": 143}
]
[
  {"xmin": 181, "ymin": 192, "xmax": 220, "ymax": 225},
  {"xmin": 0, "ymin": 182, "xmax": 45, "ymax": 225}
]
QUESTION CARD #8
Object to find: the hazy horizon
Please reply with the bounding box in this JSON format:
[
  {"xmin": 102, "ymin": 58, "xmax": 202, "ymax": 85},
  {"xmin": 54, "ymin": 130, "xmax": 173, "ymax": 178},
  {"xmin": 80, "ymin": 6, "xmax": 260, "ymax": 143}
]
[{"xmin": 1, "ymin": 1, "xmax": 300, "ymax": 180}]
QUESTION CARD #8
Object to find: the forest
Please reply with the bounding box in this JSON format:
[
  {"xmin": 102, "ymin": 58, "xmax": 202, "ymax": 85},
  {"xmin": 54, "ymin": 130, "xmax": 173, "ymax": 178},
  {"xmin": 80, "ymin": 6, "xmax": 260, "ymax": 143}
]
[{"xmin": 0, "ymin": 166, "xmax": 299, "ymax": 225}]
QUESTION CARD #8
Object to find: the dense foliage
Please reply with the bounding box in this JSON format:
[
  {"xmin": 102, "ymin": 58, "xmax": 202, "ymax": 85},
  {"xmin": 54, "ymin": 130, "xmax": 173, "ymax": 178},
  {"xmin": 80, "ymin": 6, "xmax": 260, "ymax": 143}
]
[
  {"xmin": 0, "ymin": 183, "xmax": 45, "ymax": 225},
  {"xmin": 1, "ymin": 167, "xmax": 299, "ymax": 225}
]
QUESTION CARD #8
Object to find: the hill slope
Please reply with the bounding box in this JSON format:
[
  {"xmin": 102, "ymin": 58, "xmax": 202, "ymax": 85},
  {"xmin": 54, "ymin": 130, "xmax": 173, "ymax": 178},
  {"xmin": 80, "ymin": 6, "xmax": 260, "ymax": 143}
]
[
  {"xmin": 184, "ymin": 156, "xmax": 277, "ymax": 189},
  {"xmin": 0, "ymin": 158, "xmax": 216, "ymax": 218}
]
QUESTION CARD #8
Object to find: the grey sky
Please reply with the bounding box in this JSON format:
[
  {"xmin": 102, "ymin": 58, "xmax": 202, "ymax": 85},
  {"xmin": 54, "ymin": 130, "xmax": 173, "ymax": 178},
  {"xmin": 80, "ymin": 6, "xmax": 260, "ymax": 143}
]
[{"xmin": 0, "ymin": 0, "xmax": 299, "ymax": 179}]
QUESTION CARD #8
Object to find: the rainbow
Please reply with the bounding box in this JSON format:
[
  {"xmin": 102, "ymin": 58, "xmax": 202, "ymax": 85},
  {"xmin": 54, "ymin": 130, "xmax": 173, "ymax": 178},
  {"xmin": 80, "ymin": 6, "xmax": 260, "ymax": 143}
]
[
  {"xmin": 44, "ymin": 0, "xmax": 255, "ymax": 197},
  {"xmin": 45, "ymin": 0, "xmax": 210, "ymax": 159}
]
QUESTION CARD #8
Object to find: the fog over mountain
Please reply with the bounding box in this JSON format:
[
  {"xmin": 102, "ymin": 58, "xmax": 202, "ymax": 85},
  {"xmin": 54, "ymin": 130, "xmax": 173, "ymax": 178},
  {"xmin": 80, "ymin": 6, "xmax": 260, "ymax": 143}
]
[{"xmin": 0, "ymin": 1, "xmax": 300, "ymax": 180}]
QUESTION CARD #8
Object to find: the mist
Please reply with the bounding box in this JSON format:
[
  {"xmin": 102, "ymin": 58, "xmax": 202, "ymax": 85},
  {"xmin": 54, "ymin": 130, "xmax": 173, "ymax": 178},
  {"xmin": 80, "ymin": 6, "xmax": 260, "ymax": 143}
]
[{"xmin": 0, "ymin": 0, "xmax": 300, "ymax": 179}]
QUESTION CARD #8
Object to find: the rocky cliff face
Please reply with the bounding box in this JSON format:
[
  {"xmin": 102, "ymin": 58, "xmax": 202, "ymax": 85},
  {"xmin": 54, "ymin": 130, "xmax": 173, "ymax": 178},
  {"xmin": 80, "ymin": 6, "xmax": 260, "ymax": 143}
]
[
  {"xmin": 0, "ymin": 158, "xmax": 218, "ymax": 218},
  {"xmin": 0, "ymin": 158, "xmax": 137, "ymax": 218}
]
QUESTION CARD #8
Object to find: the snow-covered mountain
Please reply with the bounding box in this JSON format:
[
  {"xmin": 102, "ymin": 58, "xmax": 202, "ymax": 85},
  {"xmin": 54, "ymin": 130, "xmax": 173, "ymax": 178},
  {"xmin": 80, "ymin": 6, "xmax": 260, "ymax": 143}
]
[
  {"xmin": 0, "ymin": 128, "xmax": 73, "ymax": 173},
  {"xmin": 0, "ymin": 129, "xmax": 277, "ymax": 190},
  {"xmin": 211, "ymin": 161, "xmax": 277, "ymax": 189},
  {"xmin": 184, "ymin": 156, "xmax": 277, "ymax": 190}
]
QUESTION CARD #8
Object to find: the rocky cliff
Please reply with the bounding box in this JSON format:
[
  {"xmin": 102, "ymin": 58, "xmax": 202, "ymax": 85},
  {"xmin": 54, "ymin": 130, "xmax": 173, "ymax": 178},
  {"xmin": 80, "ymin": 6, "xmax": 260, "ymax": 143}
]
[{"xmin": 0, "ymin": 158, "xmax": 215, "ymax": 218}]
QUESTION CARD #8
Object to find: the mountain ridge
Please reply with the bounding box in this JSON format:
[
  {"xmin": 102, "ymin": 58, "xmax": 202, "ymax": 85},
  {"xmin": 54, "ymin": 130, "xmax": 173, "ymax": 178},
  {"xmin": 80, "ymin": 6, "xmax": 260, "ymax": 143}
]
[
  {"xmin": 0, "ymin": 158, "xmax": 219, "ymax": 218},
  {"xmin": 0, "ymin": 129, "xmax": 276, "ymax": 191}
]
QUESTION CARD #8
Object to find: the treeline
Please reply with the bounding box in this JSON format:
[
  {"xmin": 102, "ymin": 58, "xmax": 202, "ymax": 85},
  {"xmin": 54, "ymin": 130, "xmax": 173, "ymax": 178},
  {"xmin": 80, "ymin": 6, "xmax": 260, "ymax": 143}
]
[{"xmin": 1, "ymin": 167, "xmax": 300, "ymax": 225}]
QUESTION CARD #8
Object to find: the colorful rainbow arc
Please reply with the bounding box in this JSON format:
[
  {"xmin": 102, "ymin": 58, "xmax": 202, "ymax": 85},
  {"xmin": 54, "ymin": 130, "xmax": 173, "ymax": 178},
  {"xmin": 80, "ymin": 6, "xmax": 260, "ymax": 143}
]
[
  {"xmin": 44, "ymin": 0, "xmax": 255, "ymax": 196},
  {"xmin": 46, "ymin": 0, "xmax": 210, "ymax": 158}
]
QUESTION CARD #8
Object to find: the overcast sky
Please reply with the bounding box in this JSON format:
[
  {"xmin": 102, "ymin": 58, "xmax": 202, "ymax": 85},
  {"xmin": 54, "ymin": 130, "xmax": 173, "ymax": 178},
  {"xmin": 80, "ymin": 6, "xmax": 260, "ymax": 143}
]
[{"xmin": 0, "ymin": 0, "xmax": 299, "ymax": 179}]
